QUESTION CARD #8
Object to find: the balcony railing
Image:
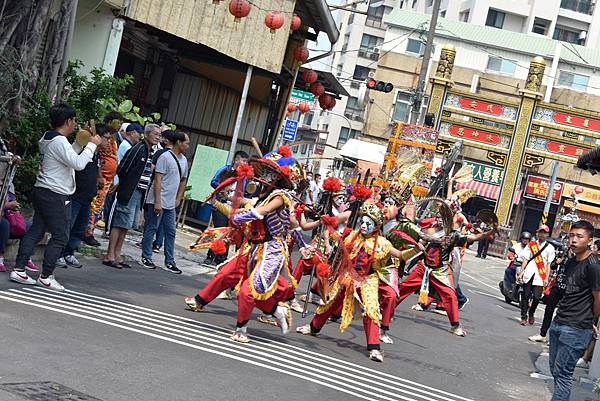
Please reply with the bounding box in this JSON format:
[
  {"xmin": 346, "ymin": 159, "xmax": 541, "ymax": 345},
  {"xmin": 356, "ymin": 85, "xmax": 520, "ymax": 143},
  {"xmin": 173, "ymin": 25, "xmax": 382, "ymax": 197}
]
[{"xmin": 560, "ymin": 0, "xmax": 594, "ymax": 15}]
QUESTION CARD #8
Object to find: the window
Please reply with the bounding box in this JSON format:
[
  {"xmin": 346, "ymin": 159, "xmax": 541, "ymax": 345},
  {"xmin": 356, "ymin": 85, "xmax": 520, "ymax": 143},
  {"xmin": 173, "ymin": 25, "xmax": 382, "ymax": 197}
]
[
  {"xmin": 392, "ymin": 91, "xmax": 412, "ymax": 122},
  {"xmin": 486, "ymin": 56, "xmax": 517, "ymax": 76},
  {"xmin": 348, "ymin": 13, "xmax": 354, "ymax": 25},
  {"xmin": 532, "ymin": 18, "xmax": 550, "ymax": 35},
  {"xmin": 338, "ymin": 127, "xmax": 360, "ymax": 146},
  {"xmin": 346, "ymin": 96, "xmax": 361, "ymax": 111},
  {"xmin": 304, "ymin": 111, "xmax": 314, "ymax": 126},
  {"xmin": 459, "ymin": 10, "xmax": 470, "ymax": 22},
  {"xmin": 560, "ymin": 0, "xmax": 593, "ymax": 15},
  {"xmin": 440, "ymin": 10, "xmax": 446, "ymax": 17},
  {"xmin": 485, "ymin": 9, "xmax": 505, "ymax": 29},
  {"xmin": 558, "ymin": 70, "xmax": 589, "ymax": 91},
  {"xmin": 426, "ymin": 0, "xmax": 434, "ymax": 6},
  {"xmin": 353, "ymin": 65, "xmax": 373, "ymax": 80},
  {"xmin": 360, "ymin": 34, "xmax": 383, "ymax": 53},
  {"xmin": 406, "ymin": 38, "xmax": 424, "ymax": 55},
  {"xmin": 553, "ymin": 26, "xmax": 580, "ymax": 44},
  {"xmin": 366, "ymin": 6, "xmax": 385, "ymax": 28}
]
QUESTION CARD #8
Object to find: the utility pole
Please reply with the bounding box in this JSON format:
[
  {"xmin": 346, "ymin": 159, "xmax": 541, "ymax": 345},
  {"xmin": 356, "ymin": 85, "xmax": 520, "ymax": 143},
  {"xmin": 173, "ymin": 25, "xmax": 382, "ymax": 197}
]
[
  {"xmin": 410, "ymin": 0, "xmax": 441, "ymax": 124},
  {"xmin": 542, "ymin": 160, "xmax": 560, "ymax": 226}
]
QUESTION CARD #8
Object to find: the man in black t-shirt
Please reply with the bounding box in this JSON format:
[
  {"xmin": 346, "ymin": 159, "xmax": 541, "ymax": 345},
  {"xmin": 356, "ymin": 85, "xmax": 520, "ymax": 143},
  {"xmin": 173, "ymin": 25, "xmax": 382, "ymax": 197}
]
[{"xmin": 549, "ymin": 220, "xmax": 600, "ymax": 401}]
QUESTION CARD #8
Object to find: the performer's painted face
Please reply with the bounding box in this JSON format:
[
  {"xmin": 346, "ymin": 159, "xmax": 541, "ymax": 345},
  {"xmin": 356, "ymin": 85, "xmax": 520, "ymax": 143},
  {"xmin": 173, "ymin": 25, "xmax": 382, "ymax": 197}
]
[
  {"xmin": 384, "ymin": 197, "xmax": 395, "ymax": 207},
  {"xmin": 360, "ymin": 216, "xmax": 377, "ymax": 235},
  {"xmin": 446, "ymin": 196, "xmax": 461, "ymax": 212},
  {"xmin": 333, "ymin": 194, "xmax": 345, "ymax": 207}
]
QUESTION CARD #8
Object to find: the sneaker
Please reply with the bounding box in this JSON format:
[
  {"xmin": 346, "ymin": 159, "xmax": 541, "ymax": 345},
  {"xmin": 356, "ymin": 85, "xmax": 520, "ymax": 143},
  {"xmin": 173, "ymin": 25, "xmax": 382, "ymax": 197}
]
[
  {"xmin": 369, "ymin": 349, "xmax": 384, "ymax": 362},
  {"xmin": 152, "ymin": 245, "xmax": 161, "ymax": 253},
  {"xmin": 230, "ymin": 331, "xmax": 250, "ymax": 343},
  {"xmin": 458, "ymin": 298, "xmax": 470, "ymax": 311},
  {"xmin": 184, "ymin": 296, "xmax": 206, "ymax": 312},
  {"xmin": 257, "ymin": 314, "xmax": 279, "ymax": 326},
  {"xmin": 65, "ymin": 255, "xmax": 82, "ymax": 268},
  {"xmin": 10, "ymin": 270, "xmax": 36, "ymax": 285},
  {"xmin": 449, "ymin": 325, "xmax": 467, "ymax": 337},
  {"xmin": 140, "ymin": 257, "xmax": 156, "ymax": 269},
  {"xmin": 576, "ymin": 358, "xmax": 590, "ymax": 369},
  {"xmin": 380, "ymin": 332, "xmax": 394, "ymax": 344},
  {"xmin": 202, "ymin": 257, "xmax": 214, "ymax": 266},
  {"xmin": 82, "ymin": 235, "xmax": 101, "ymax": 247},
  {"xmin": 37, "ymin": 275, "xmax": 65, "ymax": 292},
  {"xmin": 55, "ymin": 257, "xmax": 68, "ymax": 269},
  {"xmin": 289, "ymin": 300, "xmax": 304, "ymax": 313},
  {"xmin": 163, "ymin": 262, "xmax": 182, "ymax": 274},
  {"xmin": 296, "ymin": 324, "xmax": 315, "ymax": 336},
  {"xmin": 25, "ymin": 259, "xmax": 39, "ymax": 272},
  {"xmin": 528, "ymin": 334, "xmax": 547, "ymax": 343}
]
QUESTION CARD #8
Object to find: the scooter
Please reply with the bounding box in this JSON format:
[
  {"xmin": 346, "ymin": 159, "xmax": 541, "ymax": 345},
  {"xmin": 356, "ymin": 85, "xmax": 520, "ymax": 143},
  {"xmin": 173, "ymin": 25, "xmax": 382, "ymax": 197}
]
[{"xmin": 499, "ymin": 247, "xmax": 522, "ymax": 304}]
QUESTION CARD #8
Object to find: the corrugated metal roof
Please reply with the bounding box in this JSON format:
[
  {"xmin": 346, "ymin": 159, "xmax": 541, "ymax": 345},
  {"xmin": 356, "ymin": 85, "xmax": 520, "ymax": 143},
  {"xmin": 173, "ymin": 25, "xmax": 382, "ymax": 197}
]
[{"xmin": 385, "ymin": 9, "xmax": 600, "ymax": 68}]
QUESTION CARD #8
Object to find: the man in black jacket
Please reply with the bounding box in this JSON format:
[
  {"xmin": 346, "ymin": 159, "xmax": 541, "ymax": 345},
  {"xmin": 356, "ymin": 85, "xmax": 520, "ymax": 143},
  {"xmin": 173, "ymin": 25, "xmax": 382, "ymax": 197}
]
[
  {"xmin": 103, "ymin": 124, "xmax": 160, "ymax": 268},
  {"xmin": 57, "ymin": 124, "xmax": 111, "ymax": 269}
]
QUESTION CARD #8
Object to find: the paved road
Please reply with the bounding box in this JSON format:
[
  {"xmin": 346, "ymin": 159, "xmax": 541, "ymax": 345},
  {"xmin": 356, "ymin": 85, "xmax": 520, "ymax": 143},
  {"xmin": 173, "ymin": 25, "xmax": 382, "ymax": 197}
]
[{"xmin": 0, "ymin": 245, "xmax": 553, "ymax": 401}]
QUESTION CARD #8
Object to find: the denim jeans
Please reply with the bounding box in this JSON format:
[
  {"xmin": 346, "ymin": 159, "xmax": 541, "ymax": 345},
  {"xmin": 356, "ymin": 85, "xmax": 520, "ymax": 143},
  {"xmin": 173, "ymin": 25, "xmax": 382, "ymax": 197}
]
[
  {"xmin": 549, "ymin": 320, "xmax": 594, "ymax": 401},
  {"xmin": 63, "ymin": 198, "xmax": 91, "ymax": 256},
  {"xmin": 456, "ymin": 284, "xmax": 468, "ymax": 306},
  {"xmin": 141, "ymin": 205, "xmax": 176, "ymax": 265},
  {"xmin": 153, "ymin": 217, "xmax": 165, "ymax": 249}
]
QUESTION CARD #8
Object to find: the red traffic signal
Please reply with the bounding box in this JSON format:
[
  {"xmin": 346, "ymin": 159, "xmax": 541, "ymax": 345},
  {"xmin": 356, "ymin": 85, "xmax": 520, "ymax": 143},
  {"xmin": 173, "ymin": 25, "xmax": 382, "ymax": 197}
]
[{"xmin": 366, "ymin": 78, "xmax": 393, "ymax": 93}]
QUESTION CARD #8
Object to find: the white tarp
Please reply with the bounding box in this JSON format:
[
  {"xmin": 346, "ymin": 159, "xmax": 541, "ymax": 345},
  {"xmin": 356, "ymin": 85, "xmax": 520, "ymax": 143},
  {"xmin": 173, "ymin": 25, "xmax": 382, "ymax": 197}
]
[{"xmin": 339, "ymin": 138, "xmax": 387, "ymax": 164}]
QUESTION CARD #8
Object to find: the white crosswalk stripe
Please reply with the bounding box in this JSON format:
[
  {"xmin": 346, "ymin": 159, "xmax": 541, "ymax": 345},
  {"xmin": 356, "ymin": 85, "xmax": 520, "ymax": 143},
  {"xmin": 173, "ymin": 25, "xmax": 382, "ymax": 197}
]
[{"xmin": 0, "ymin": 287, "xmax": 476, "ymax": 401}]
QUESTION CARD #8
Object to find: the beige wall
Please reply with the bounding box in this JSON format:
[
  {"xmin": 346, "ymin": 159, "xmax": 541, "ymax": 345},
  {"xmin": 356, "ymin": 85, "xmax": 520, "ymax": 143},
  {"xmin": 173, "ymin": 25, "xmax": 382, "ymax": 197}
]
[{"xmin": 126, "ymin": 0, "xmax": 296, "ymax": 74}]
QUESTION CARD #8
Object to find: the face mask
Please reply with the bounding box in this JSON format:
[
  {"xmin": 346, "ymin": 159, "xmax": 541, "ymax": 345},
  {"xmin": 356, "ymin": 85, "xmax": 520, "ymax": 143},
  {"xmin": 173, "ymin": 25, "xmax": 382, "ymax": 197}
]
[
  {"xmin": 384, "ymin": 197, "xmax": 395, "ymax": 207},
  {"xmin": 360, "ymin": 216, "xmax": 376, "ymax": 235}
]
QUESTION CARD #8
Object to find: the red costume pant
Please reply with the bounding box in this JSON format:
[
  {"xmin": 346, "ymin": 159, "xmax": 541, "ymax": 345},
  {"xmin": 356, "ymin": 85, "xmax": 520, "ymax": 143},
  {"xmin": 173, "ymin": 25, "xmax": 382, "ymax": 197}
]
[
  {"xmin": 197, "ymin": 253, "xmax": 248, "ymax": 305},
  {"xmin": 236, "ymin": 276, "xmax": 295, "ymax": 326},
  {"xmin": 379, "ymin": 283, "xmax": 397, "ymax": 331},
  {"xmin": 397, "ymin": 263, "xmax": 459, "ymax": 325},
  {"xmin": 309, "ymin": 284, "xmax": 381, "ymax": 350},
  {"xmin": 292, "ymin": 259, "xmax": 313, "ymax": 283}
]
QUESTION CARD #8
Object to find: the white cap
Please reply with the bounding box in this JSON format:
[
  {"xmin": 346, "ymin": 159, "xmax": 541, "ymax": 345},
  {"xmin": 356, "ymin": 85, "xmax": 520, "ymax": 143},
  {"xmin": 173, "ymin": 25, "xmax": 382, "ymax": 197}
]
[{"xmin": 120, "ymin": 122, "xmax": 130, "ymax": 132}]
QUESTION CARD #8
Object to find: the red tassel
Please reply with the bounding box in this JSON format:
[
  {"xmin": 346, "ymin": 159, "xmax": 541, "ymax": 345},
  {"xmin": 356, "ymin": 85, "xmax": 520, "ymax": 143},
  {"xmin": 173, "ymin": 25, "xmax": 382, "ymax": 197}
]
[{"xmin": 210, "ymin": 239, "xmax": 227, "ymax": 255}]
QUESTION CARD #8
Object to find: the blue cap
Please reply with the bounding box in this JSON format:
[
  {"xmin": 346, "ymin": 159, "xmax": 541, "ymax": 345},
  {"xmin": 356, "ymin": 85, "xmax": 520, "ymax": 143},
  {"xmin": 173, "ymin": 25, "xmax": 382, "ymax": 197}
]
[{"xmin": 126, "ymin": 123, "xmax": 143, "ymax": 133}]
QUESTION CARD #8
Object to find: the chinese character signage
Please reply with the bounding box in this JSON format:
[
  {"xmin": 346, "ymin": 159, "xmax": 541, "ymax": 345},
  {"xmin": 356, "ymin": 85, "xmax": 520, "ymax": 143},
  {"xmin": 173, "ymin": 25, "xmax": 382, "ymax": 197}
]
[
  {"xmin": 464, "ymin": 161, "xmax": 504, "ymax": 186},
  {"xmin": 545, "ymin": 141, "xmax": 587, "ymax": 158},
  {"xmin": 564, "ymin": 183, "xmax": 600, "ymax": 203},
  {"xmin": 448, "ymin": 125, "xmax": 502, "ymax": 146},
  {"xmin": 458, "ymin": 98, "xmax": 503, "ymax": 116},
  {"xmin": 553, "ymin": 112, "xmax": 600, "ymax": 133},
  {"xmin": 524, "ymin": 175, "xmax": 564, "ymax": 204}
]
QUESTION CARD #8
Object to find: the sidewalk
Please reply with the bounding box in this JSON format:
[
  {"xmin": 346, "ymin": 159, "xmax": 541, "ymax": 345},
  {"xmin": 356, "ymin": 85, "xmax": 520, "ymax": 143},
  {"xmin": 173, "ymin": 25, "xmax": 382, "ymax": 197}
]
[
  {"xmin": 75, "ymin": 226, "xmax": 218, "ymax": 277},
  {"xmin": 533, "ymin": 343, "xmax": 597, "ymax": 401}
]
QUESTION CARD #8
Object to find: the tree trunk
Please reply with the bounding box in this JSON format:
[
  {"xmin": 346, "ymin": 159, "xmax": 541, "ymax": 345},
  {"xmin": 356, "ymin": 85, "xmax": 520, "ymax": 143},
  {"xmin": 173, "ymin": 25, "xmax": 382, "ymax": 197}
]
[
  {"xmin": 0, "ymin": 0, "xmax": 35, "ymax": 56},
  {"xmin": 55, "ymin": 0, "xmax": 77, "ymax": 102},
  {"xmin": 45, "ymin": 1, "xmax": 71, "ymax": 98}
]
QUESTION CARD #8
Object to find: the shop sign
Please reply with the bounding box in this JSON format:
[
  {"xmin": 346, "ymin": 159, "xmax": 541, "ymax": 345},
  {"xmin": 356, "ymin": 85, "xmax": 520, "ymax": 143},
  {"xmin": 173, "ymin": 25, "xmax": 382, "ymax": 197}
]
[
  {"xmin": 553, "ymin": 112, "xmax": 600, "ymax": 133},
  {"xmin": 464, "ymin": 161, "xmax": 504, "ymax": 186},
  {"xmin": 564, "ymin": 183, "xmax": 600, "ymax": 203},
  {"xmin": 524, "ymin": 175, "xmax": 563, "ymax": 204},
  {"xmin": 458, "ymin": 98, "xmax": 504, "ymax": 116}
]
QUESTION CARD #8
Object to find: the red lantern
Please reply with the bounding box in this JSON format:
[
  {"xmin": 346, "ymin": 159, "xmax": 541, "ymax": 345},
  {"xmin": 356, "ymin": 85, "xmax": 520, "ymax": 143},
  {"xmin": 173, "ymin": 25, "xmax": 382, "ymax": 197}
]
[
  {"xmin": 319, "ymin": 94, "xmax": 333, "ymax": 110},
  {"xmin": 229, "ymin": 0, "xmax": 250, "ymax": 22},
  {"xmin": 264, "ymin": 11, "xmax": 284, "ymax": 33},
  {"xmin": 293, "ymin": 45, "xmax": 309, "ymax": 63},
  {"xmin": 329, "ymin": 97, "xmax": 336, "ymax": 110},
  {"xmin": 290, "ymin": 14, "xmax": 302, "ymax": 31},
  {"xmin": 287, "ymin": 103, "xmax": 297, "ymax": 113},
  {"xmin": 574, "ymin": 185, "xmax": 584, "ymax": 194},
  {"xmin": 302, "ymin": 69, "xmax": 318, "ymax": 85},
  {"xmin": 298, "ymin": 102, "xmax": 311, "ymax": 113},
  {"xmin": 310, "ymin": 82, "xmax": 325, "ymax": 97}
]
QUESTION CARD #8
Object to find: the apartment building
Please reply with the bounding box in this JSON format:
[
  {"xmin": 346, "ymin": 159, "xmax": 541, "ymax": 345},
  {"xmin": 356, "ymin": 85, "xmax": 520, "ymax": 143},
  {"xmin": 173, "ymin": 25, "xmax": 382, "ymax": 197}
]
[{"xmin": 404, "ymin": 0, "xmax": 600, "ymax": 49}]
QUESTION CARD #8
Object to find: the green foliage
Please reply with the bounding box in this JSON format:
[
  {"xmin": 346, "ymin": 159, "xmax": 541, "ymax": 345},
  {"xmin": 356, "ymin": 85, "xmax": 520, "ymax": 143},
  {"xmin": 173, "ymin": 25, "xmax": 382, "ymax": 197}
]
[{"xmin": 63, "ymin": 60, "xmax": 133, "ymax": 123}]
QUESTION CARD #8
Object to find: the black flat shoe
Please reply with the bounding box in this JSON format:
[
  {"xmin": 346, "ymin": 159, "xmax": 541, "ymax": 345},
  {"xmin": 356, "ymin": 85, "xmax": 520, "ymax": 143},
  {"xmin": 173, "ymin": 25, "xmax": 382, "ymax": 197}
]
[
  {"xmin": 118, "ymin": 262, "xmax": 131, "ymax": 269},
  {"xmin": 102, "ymin": 260, "xmax": 122, "ymax": 269}
]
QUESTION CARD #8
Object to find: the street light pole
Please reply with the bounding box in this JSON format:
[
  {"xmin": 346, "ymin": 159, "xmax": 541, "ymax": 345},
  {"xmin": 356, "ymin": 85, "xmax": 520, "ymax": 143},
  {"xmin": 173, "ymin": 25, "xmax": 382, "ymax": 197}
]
[{"xmin": 410, "ymin": 0, "xmax": 441, "ymax": 124}]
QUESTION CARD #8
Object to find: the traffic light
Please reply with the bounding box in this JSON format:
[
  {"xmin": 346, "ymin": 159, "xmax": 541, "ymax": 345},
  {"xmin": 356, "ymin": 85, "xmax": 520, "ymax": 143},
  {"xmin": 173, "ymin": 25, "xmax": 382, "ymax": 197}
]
[{"xmin": 366, "ymin": 78, "xmax": 394, "ymax": 93}]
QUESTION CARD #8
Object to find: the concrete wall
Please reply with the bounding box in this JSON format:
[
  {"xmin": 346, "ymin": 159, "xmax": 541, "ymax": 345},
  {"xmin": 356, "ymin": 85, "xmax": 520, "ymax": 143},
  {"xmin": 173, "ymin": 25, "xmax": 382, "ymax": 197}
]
[{"xmin": 71, "ymin": 0, "xmax": 117, "ymax": 75}]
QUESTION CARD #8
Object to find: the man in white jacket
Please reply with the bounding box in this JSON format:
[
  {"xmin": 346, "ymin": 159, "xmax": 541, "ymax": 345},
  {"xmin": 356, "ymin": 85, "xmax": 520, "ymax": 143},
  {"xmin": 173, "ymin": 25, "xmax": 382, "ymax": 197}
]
[
  {"xmin": 517, "ymin": 225, "xmax": 556, "ymax": 325},
  {"xmin": 10, "ymin": 103, "xmax": 101, "ymax": 291}
]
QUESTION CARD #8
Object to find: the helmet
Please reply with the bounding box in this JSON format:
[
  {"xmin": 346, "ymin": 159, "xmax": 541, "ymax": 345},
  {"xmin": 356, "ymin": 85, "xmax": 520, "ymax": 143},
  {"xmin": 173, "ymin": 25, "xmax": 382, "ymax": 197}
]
[{"xmin": 520, "ymin": 231, "xmax": 532, "ymax": 240}]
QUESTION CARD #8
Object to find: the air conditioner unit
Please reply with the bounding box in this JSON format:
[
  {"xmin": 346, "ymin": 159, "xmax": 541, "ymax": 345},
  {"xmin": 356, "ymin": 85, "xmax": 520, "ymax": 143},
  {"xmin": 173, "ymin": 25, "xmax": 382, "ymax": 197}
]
[
  {"xmin": 579, "ymin": 31, "xmax": 588, "ymax": 40},
  {"xmin": 373, "ymin": 47, "xmax": 380, "ymax": 54}
]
